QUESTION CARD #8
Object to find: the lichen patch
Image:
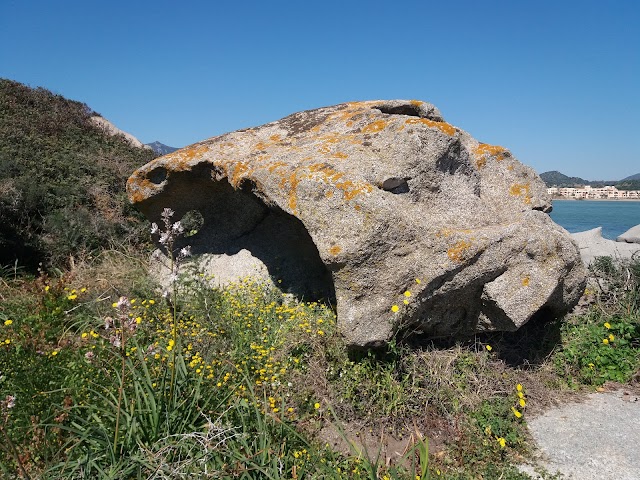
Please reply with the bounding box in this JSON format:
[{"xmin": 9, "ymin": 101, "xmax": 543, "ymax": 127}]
[
  {"xmin": 447, "ymin": 240, "xmax": 472, "ymax": 263},
  {"xmin": 509, "ymin": 183, "xmax": 532, "ymax": 204},
  {"xmin": 474, "ymin": 144, "xmax": 508, "ymax": 165},
  {"xmin": 404, "ymin": 118, "xmax": 456, "ymax": 136}
]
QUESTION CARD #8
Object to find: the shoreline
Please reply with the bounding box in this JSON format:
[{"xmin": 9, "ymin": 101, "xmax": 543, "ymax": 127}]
[{"xmin": 551, "ymin": 197, "xmax": 640, "ymax": 202}]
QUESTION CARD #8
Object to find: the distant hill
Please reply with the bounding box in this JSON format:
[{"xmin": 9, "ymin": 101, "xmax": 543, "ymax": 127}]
[
  {"xmin": 0, "ymin": 78, "xmax": 157, "ymax": 270},
  {"xmin": 540, "ymin": 170, "xmax": 640, "ymax": 191},
  {"xmin": 540, "ymin": 171, "xmax": 591, "ymax": 187},
  {"xmin": 146, "ymin": 141, "xmax": 179, "ymax": 155}
]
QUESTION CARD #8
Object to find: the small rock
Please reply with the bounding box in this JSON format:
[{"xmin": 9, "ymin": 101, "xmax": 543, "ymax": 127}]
[{"xmin": 616, "ymin": 224, "xmax": 640, "ymax": 244}]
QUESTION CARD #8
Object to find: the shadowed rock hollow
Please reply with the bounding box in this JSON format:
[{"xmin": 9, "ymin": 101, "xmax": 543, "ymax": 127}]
[{"xmin": 127, "ymin": 100, "xmax": 586, "ymax": 347}]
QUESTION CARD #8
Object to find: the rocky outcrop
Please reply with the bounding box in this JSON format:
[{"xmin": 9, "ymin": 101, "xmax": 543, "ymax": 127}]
[
  {"xmin": 573, "ymin": 227, "xmax": 640, "ymax": 265},
  {"xmin": 127, "ymin": 100, "xmax": 586, "ymax": 347},
  {"xmin": 617, "ymin": 224, "xmax": 640, "ymax": 244},
  {"xmin": 90, "ymin": 116, "xmax": 151, "ymax": 150}
]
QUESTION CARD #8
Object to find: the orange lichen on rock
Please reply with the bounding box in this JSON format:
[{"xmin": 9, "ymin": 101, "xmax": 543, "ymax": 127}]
[
  {"xmin": 288, "ymin": 170, "xmax": 302, "ymax": 213},
  {"xmin": 230, "ymin": 162, "xmax": 252, "ymax": 187},
  {"xmin": 269, "ymin": 134, "xmax": 281, "ymax": 142},
  {"xmin": 522, "ymin": 276, "xmax": 530, "ymax": 287},
  {"xmin": 267, "ymin": 162, "xmax": 288, "ymax": 173},
  {"xmin": 509, "ymin": 183, "xmax": 532, "ymax": 204},
  {"xmin": 332, "ymin": 152, "xmax": 349, "ymax": 160},
  {"xmin": 362, "ymin": 120, "xmax": 389, "ymax": 133},
  {"xmin": 335, "ymin": 180, "xmax": 373, "ymax": 201},
  {"xmin": 329, "ymin": 245, "xmax": 342, "ymax": 256},
  {"xmin": 410, "ymin": 100, "xmax": 424, "ymax": 107},
  {"xmin": 404, "ymin": 118, "xmax": 456, "ymax": 136},
  {"xmin": 165, "ymin": 145, "xmax": 210, "ymax": 171},
  {"xmin": 308, "ymin": 163, "xmax": 345, "ymax": 183},
  {"xmin": 126, "ymin": 177, "xmax": 158, "ymax": 204},
  {"xmin": 447, "ymin": 240, "xmax": 472, "ymax": 263},
  {"xmin": 474, "ymin": 143, "xmax": 507, "ymax": 164}
]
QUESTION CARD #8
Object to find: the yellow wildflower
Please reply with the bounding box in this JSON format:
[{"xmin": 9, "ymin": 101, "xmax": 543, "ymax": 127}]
[
  {"xmin": 44, "ymin": 285, "xmax": 50, "ymax": 292},
  {"xmin": 519, "ymin": 398, "xmax": 526, "ymax": 408},
  {"xmin": 609, "ymin": 334, "xmax": 615, "ymax": 342},
  {"xmin": 486, "ymin": 345, "xmax": 492, "ymax": 351},
  {"xmin": 3, "ymin": 320, "xmax": 13, "ymax": 326},
  {"xmin": 391, "ymin": 305, "xmax": 399, "ymax": 313},
  {"xmin": 314, "ymin": 402, "xmax": 321, "ymax": 409},
  {"xmin": 511, "ymin": 407, "xmax": 522, "ymax": 418},
  {"xmin": 603, "ymin": 338, "xmax": 609, "ymax": 345},
  {"xmin": 404, "ymin": 291, "xmax": 411, "ymax": 297},
  {"xmin": 67, "ymin": 294, "xmax": 77, "ymax": 300},
  {"xmin": 604, "ymin": 322, "xmax": 611, "ymax": 329},
  {"xmin": 416, "ymin": 278, "xmax": 421, "ymax": 284},
  {"xmin": 497, "ymin": 437, "xmax": 506, "ymax": 448},
  {"xmin": 516, "ymin": 384, "xmax": 523, "ymax": 391}
]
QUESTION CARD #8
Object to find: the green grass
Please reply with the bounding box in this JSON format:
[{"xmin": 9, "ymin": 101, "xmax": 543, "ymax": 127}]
[{"xmin": 0, "ymin": 251, "xmax": 638, "ymax": 479}]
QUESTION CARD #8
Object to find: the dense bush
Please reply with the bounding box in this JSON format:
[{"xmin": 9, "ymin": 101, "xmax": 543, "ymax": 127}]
[{"xmin": 0, "ymin": 78, "xmax": 156, "ymax": 270}]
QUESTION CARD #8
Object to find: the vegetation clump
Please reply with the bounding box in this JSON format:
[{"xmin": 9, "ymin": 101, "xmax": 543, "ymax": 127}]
[
  {"xmin": 0, "ymin": 79, "xmax": 156, "ymax": 270},
  {"xmin": 1, "ymin": 229, "xmax": 638, "ymax": 478}
]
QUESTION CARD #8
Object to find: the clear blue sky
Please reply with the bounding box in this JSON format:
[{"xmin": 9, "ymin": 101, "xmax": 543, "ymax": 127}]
[{"xmin": 1, "ymin": 0, "xmax": 638, "ymax": 180}]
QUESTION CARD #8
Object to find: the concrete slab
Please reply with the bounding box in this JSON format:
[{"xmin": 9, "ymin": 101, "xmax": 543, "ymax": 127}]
[{"xmin": 521, "ymin": 389, "xmax": 640, "ymax": 479}]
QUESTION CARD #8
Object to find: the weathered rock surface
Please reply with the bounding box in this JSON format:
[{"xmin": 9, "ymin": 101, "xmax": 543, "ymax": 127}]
[
  {"xmin": 572, "ymin": 227, "xmax": 640, "ymax": 265},
  {"xmin": 127, "ymin": 100, "xmax": 586, "ymax": 347},
  {"xmin": 617, "ymin": 224, "xmax": 640, "ymax": 244},
  {"xmin": 90, "ymin": 116, "xmax": 151, "ymax": 150}
]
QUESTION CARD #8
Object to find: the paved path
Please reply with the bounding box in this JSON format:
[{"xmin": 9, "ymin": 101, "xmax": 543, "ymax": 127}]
[{"xmin": 520, "ymin": 389, "xmax": 640, "ymax": 479}]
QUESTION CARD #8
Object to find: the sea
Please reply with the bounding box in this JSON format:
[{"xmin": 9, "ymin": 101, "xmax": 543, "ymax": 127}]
[{"xmin": 549, "ymin": 199, "xmax": 640, "ymax": 239}]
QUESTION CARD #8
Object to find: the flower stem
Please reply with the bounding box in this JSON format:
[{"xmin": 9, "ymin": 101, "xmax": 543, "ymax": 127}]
[{"xmin": 113, "ymin": 324, "xmax": 127, "ymax": 457}]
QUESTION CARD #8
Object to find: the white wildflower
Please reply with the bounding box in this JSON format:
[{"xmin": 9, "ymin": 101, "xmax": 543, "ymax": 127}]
[
  {"xmin": 172, "ymin": 221, "xmax": 184, "ymax": 234},
  {"xmin": 159, "ymin": 232, "xmax": 170, "ymax": 245}
]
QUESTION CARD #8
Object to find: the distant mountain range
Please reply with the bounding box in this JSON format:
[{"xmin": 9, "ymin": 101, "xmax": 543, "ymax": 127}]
[
  {"xmin": 146, "ymin": 141, "xmax": 179, "ymax": 155},
  {"xmin": 540, "ymin": 171, "xmax": 640, "ymax": 190}
]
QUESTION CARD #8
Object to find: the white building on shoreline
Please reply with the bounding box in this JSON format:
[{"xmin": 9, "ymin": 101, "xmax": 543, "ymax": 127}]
[{"xmin": 547, "ymin": 185, "xmax": 640, "ymax": 199}]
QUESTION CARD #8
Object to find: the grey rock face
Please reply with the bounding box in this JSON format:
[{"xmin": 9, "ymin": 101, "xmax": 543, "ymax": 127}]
[
  {"xmin": 572, "ymin": 227, "xmax": 640, "ymax": 265},
  {"xmin": 127, "ymin": 100, "xmax": 586, "ymax": 347},
  {"xmin": 617, "ymin": 224, "xmax": 640, "ymax": 244}
]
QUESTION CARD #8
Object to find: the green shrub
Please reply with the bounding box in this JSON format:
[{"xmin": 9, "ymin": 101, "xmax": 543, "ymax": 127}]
[{"xmin": 0, "ymin": 78, "xmax": 156, "ymax": 270}]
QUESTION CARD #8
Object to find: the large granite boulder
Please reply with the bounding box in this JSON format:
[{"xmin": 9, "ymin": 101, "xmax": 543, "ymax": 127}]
[{"xmin": 127, "ymin": 100, "xmax": 586, "ymax": 347}]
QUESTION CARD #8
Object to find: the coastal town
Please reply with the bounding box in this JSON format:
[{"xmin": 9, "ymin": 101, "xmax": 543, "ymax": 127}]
[{"xmin": 547, "ymin": 185, "xmax": 640, "ymax": 199}]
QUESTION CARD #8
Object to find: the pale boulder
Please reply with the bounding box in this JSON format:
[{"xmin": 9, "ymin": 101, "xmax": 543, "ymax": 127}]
[{"xmin": 128, "ymin": 100, "xmax": 586, "ymax": 347}]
